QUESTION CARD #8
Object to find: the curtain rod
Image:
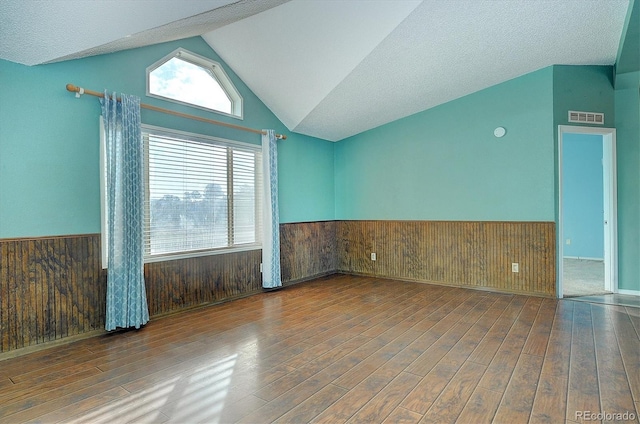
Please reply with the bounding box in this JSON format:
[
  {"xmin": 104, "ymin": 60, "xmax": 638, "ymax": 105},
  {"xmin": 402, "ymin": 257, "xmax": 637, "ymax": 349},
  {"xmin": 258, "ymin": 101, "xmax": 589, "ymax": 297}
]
[{"xmin": 66, "ymin": 84, "xmax": 287, "ymax": 140}]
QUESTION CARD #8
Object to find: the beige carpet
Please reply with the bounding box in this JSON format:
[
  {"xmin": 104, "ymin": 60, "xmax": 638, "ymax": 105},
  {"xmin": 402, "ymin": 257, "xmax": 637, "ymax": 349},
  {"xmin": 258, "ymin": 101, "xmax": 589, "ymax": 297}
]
[{"xmin": 563, "ymin": 258, "xmax": 609, "ymax": 298}]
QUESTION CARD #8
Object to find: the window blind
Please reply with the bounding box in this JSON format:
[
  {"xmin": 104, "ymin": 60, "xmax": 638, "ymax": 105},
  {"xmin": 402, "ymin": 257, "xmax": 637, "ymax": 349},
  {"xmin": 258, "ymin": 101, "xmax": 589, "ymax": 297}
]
[{"xmin": 143, "ymin": 126, "xmax": 262, "ymax": 261}]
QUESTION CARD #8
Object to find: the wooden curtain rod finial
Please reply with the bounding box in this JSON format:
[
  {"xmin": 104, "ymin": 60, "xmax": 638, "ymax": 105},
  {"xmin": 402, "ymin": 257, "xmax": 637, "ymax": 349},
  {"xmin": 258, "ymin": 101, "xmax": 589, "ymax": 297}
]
[
  {"xmin": 67, "ymin": 83, "xmax": 98, "ymax": 98},
  {"xmin": 66, "ymin": 83, "xmax": 85, "ymax": 93},
  {"xmin": 66, "ymin": 83, "xmax": 84, "ymax": 98},
  {"xmin": 66, "ymin": 83, "xmax": 287, "ymax": 140}
]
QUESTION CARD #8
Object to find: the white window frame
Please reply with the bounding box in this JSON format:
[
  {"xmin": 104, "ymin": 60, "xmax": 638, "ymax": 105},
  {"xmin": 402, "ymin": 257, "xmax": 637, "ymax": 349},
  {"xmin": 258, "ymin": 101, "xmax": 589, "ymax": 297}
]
[
  {"xmin": 146, "ymin": 48, "xmax": 243, "ymax": 119},
  {"xmin": 100, "ymin": 122, "xmax": 262, "ymax": 267}
]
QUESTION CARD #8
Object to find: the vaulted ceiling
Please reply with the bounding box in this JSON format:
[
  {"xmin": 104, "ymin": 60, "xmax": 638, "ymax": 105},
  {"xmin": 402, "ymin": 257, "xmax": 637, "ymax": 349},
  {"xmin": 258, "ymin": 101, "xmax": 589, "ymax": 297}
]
[{"xmin": 0, "ymin": 0, "xmax": 631, "ymax": 141}]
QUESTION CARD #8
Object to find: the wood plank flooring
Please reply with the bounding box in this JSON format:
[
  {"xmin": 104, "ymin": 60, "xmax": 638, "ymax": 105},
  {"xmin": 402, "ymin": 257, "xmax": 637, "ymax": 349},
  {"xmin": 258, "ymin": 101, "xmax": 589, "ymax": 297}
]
[{"xmin": 0, "ymin": 274, "xmax": 638, "ymax": 424}]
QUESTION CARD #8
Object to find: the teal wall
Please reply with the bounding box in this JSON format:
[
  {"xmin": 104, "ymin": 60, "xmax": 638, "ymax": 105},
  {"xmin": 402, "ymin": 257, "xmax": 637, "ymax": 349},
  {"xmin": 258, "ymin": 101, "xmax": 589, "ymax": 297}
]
[
  {"xmin": 615, "ymin": 0, "xmax": 640, "ymax": 293},
  {"xmin": 335, "ymin": 67, "xmax": 555, "ymax": 221},
  {"xmin": 612, "ymin": 0, "xmax": 640, "ymax": 293},
  {"xmin": 552, "ymin": 66, "xmax": 615, "ymax": 128},
  {"xmin": 278, "ymin": 133, "xmax": 335, "ymax": 223},
  {"xmin": 551, "ymin": 62, "xmax": 638, "ymax": 293},
  {"xmin": 551, "ymin": 65, "xmax": 615, "ymax": 234},
  {"xmin": 0, "ymin": 37, "xmax": 335, "ymax": 238},
  {"xmin": 562, "ymin": 133, "xmax": 604, "ymax": 259},
  {"xmin": 615, "ymin": 83, "xmax": 640, "ymax": 292}
]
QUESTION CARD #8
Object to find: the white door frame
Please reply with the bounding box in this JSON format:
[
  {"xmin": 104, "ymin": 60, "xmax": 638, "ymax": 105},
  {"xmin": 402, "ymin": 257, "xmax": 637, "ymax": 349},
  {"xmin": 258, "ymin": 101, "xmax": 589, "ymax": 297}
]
[{"xmin": 557, "ymin": 125, "xmax": 618, "ymax": 298}]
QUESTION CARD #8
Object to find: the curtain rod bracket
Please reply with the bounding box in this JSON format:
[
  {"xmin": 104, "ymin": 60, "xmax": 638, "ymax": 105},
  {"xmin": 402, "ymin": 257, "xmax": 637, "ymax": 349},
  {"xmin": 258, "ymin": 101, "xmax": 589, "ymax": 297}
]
[{"xmin": 75, "ymin": 87, "xmax": 85, "ymax": 98}]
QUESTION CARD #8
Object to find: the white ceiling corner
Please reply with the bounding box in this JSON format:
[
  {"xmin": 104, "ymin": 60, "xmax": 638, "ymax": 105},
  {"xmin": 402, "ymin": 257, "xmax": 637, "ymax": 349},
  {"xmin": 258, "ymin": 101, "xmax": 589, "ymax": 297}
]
[{"xmin": 202, "ymin": 0, "xmax": 422, "ymax": 131}]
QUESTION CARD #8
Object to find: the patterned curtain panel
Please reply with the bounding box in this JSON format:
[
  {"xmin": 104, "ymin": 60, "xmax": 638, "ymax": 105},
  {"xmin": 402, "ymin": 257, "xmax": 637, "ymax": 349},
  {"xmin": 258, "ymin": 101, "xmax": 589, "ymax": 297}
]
[
  {"xmin": 101, "ymin": 92, "xmax": 149, "ymax": 330},
  {"xmin": 261, "ymin": 130, "xmax": 282, "ymax": 288}
]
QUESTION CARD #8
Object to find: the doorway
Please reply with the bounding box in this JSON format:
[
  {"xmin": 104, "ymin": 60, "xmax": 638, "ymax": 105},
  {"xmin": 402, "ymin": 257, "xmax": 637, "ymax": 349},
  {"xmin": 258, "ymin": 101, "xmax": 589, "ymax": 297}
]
[{"xmin": 558, "ymin": 126, "xmax": 617, "ymax": 299}]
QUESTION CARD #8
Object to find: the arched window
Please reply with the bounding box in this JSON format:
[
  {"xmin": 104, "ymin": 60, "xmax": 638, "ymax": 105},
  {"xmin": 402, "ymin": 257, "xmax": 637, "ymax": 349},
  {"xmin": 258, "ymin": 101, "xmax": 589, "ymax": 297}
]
[{"xmin": 147, "ymin": 48, "xmax": 243, "ymax": 119}]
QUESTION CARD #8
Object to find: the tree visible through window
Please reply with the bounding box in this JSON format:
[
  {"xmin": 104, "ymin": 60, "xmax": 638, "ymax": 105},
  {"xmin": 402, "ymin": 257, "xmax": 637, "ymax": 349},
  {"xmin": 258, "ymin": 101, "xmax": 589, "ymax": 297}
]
[
  {"xmin": 147, "ymin": 49, "xmax": 243, "ymax": 118},
  {"xmin": 143, "ymin": 127, "xmax": 261, "ymax": 260}
]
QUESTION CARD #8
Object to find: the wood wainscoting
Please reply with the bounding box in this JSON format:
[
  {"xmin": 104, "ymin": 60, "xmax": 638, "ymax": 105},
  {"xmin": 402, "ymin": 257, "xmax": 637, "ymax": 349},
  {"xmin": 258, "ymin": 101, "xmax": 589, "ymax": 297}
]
[
  {"xmin": 337, "ymin": 220, "xmax": 556, "ymax": 297},
  {"xmin": 1, "ymin": 220, "xmax": 556, "ymax": 354},
  {"xmin": 144, "ymin": 250, "xmax": 262, "ymax": 317},
  {"xmin": 0, "ymin": 222, "xmax": 337, "ymax": 354},
  {"xmin": 280, "ymin": 221, "xmax": 337, "ymax": 284},
  {"xmin": 0, "ymin": 235, "xmax": 107, "ymax": 354},
  {"xmin": 0, "ymin": 237, "xmax": 264, "ymax": 354},
  {"xmin": 144, "ymin": 220, "xmax": 339, "ymax": 315},
  {"xmin": 0, "ymin": 235, "xmax": 265, "ymax": 354}
]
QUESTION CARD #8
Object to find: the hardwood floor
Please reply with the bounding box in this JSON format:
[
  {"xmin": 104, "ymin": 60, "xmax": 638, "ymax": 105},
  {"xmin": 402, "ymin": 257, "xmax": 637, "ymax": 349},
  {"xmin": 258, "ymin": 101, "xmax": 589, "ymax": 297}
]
[{"xmin": 0, "ymin": 274, "xmax": 638, "ymax": 424}]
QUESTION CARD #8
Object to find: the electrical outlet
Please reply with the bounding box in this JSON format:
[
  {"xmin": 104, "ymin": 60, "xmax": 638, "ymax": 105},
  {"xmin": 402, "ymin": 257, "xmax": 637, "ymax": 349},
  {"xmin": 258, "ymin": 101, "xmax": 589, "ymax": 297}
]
[
  {"xmin": 371, "ymin": 252, "xmax": 377, "ymax": 261},
  {"xmin": 512, "ymin": 262, "xmax": 519, "ymax": 273},
  {"xmin": 566, "ymin": 239, "xmax": 571, "ymax": 245}
]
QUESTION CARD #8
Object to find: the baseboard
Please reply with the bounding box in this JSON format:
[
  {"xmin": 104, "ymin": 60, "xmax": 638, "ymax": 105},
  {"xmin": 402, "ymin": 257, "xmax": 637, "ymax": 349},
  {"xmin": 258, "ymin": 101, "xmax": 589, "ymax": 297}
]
[
  {"xmin": 282, "ymin": 271, "xmax": 338, "ymax": 288},
  {"xmin": 0, "ymin": 329, "xmax": 106, "ymax": 362},
  {"xmin": 341, "ymin": 271, "xmax": 555, "ymax": 298},
  {"xmin": 618, "ymin": 289, "xmax": 640, "ymax": 296}
]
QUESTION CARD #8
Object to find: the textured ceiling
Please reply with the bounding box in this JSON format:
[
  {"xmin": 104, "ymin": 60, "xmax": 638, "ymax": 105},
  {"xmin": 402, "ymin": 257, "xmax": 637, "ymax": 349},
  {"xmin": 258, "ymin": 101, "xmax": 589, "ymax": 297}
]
[
  {"xmin": 0, "ymin": 0, "xmax": 631, "ymax": 142},
  {"xmin": 0, "ymin": 0, "xmax": 289, "ymax": 65},
  {"xmin": 204, "ymin": 0, "xmax": 422, "ymax": 133},
  {"xmin": 205, "ymin": 0, "xmax": 630, "ymax": 141}
]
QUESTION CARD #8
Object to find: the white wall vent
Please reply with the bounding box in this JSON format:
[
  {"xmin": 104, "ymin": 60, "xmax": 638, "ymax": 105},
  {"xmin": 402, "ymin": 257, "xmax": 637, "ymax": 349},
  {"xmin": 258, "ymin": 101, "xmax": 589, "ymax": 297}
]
[{"xmin": 568, "ymin": 110, "xmax": 604, "ymax": 125}]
